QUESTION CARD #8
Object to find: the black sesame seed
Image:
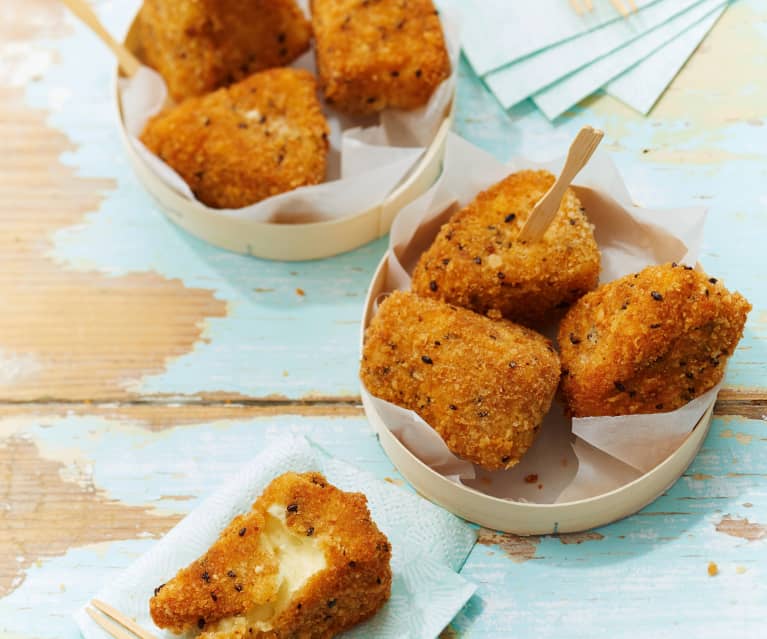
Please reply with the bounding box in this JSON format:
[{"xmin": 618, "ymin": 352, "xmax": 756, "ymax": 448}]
[
  {"xmin": 685, "ymin": 372, "xmax": 694, "ymax": 379},
  {"xmin": 202, "ymin": 571, "xmax": 210, "ymax": 582},
  {"xmin": 672, "ymin": 262, "xmax": 678, "ymax": 267},
  {"xmin": 449, "ymin": 404, "xmax": 457, "ymax": 410},
  {"xmin": 569, "ymin": 218, "xmax": 577, "ymax": 225},
  {"xmin": 473, "ymin": 257, "xmax": 482, "ymax": 264},
  {"xmin": 684, "ymin": 265, "xmax": 693, "ymax": 270},
  {"xmin": 505, "ymin": 213, "xmax": 516, "ymax": 223},
  {"xmin": 650, "ymin": 323, "xmax": 661, "ymax": 329},
  {"xmin": 154, "ymin": 584, "xmax": 165, "ymax": 596},
  {"xmin": 434, "ymin": 340, "xmax": 441, "ymax": 346},
  {"xmin": 278, "ymin": 32, "xmax": 286, "ymax": 43},
  {"xmin": 348, "ymin": 560, "xmax": 357, "ymax": 568},
  {"xmin": 391, "ymin": 70, "xmax": 400, "ymax": 77},
  {"xmin": 497, "ymin": 272, "xmax": 505, "ymax": 280},
  {"xmin": 429, "ymin": 280, "xmax": 438, "ymax": 292},
  {"xmin": 502, "ymin": 455, "xmax": 511, "ymax": 463},
  {"xmin": 421, "ymin": 355, "xmax": 433, "ymax": 365},
  {"xmin": 227, "ymin": 570, "xmax": 236, "ymax": 578},
  {"xmin": 287, "ymin": 503, "xmax": 299, "ymax": 513},
  {"xmin": 297, "ymin": 603, "xmax": 302, "ymax": 609},
  {"xmin": 376, "ymin": 577, "xmax": 382, "ymax": 584},
  {"xmin": 655, "ymin": 403, "xmax": 664, "ymax": 410},
  {"xmin": 211, "ymin": 592, "xmax": 218, "ymax": 601},
  {"xmin": 651, "ymin": 291, "xmax": 664, "ymax": 301},
  {"xmin": 442, "ymin": 258, "xmax": 450, "ymax": 265},
  {"xmin": 679, "ymin": 360, "xmax": 687, "ymax": 366},
  {"xmin": 688, "ymin": 386, "xmax": 695, "ymax": 394},
  {"xmin": 569, "ymin": 333, "xmax": 581, "ymax": 345},
  {"xmin": 239, "ymin": 527, "xmax": 246, "ymax": 537},
  {"xmin": 709, "ymin": 277, "xmax": 718, "ymax": 284},
  {"xmin": 629, "ymin": 390, "xmax": 637, "ymax": 398},
  {"xmin": 260, "ymin": 115, "xmax": 267, "ymax": 124},
  {"xmin": 614, "ymin": 381, "xmax": 626, "ymax": 392},
  {"xmin": 306, "ymin": 526, "xmax": 314, "ymax": 536},
  {"xmin": 327, "ymin": 599, "xmax": 337, "ymax": 608},
  {"xmin": 198, "ymin": 618, "xmax": 206, "ymax": 629},
  {"xmin": 235, "ymin": 584, "xmax": 243, "ymax": 592},
  {"xmin": 415, "ymin": 69, "xmax": 422, "ymax": 78},
  {"xmin": 705, "ymin": 289, "xmax": 710, "ymax": 297}
]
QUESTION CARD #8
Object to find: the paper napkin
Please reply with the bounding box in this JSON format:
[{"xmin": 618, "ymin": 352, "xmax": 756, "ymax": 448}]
[
  {"xmin": 74, "ymin": 436, "xmax": 477, "ymax": 639},
  {"xmin": 533, "ymin": 0, "xmax": 726, "ymax": 119},
  {"xmin": 440, "ymin": 0, "xmax": 658, "ymax": 76},
  {"xmin": 605, "ymin": 4, "xmax": 726, "ymax": 113},
  {"xmin": 485, "ymin": 0, "xmax": 704, "ymax": 109}
]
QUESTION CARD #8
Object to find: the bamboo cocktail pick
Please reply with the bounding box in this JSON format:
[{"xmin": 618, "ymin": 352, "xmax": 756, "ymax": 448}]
[
  {"xmin": 61, "ymin": 0, "xmax": 141, "ymax": 77},
  {"xmin": 517, "ymin": 125, "xmax": 604, "ymax": 242}
]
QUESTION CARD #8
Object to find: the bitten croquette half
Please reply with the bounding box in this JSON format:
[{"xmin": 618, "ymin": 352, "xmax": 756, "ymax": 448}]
[
  {"xmin": 361, "ymin": 291, "xmax": 560, "ymax": 470},
  {"xmin": 310, "ymin": 0, "xmax": 451, "ymax": 114},
  {"xmin": 411, "ymin": 170, "xmax": 600, "ymax": 327},
  {"xmin": 150, "ymin": 472, "xmax": 392, "ymax": 638},
  {"xmin": 135, "ymin": 0, "xmax": 312, "ymax": 101},
  {"xmin": 559, "ymin": 263, "xmax": 751, "ymax": 417},
  {"xmin": 140, "ymin": 68, "xmax": 329, "ymax": 209}
]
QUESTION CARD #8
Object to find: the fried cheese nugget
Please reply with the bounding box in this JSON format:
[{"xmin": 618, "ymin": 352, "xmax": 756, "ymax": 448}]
[
  {"xmin": 140, "ymin": 68, "xmax": 329, "ymax": 209},
  {"xmin": 361, "ymin": 291, "xmax": 560, "ymax": 470},
  {"xmin": 411, "ymin": 170, "xmax": 601, "ymax": 326},
  {"xmin": 135, "ymin": 0, "xmax": 311, "ymax": 101},
  {"xmin": 310, "ymin": 0, "xmax": 451, "ymax": 114},
  {"xmin": 559, "ymin": 263, "xmax": 751, "ymax": 417},
  {"xmin": 150, "ymin": 472, "xmax": 391, "ymax": 638}
]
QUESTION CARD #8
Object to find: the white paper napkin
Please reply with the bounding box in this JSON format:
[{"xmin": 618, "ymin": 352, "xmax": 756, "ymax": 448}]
[
  {"xmin": 605, "ymin": 3, "xmax": 727, "ymax": 113},
  {"xmin": 532, "ymin": 0, "xmax": 726, "ymax": 119},
  {"xmin": 363, "ymin": 132, "xmax": 716, "ymax": 504},
  {"xmin": 73, "ymin": 436, "xmax": 477, "ymax": 639},
  {"xmin": 484, "ymin": 0, "xmax": 705, "ymax": 109},
  {"xmin": 119, "ymin": 9, "xmax": 461, "ymax": 224}
]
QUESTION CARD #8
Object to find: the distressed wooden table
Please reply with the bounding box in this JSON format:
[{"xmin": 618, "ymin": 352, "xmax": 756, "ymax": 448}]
[{"xmin": 2, "ymin": 1, "xmax": 766, "ymax": 637}]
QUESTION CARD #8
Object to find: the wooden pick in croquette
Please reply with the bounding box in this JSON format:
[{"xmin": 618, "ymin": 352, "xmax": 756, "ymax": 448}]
[
  {"xmin": 140, "ymin": 68, "xmax": 329, "ymax": 209},
  {"xmin": 411, "ymin": 169, "xmax": 600, "ymax": 326},
  {"xmin": 361, "ymin": 291, "xmax": 560, "ymax": 470},
  {"xmin": 559, "ymin": 262, "xmax": 751, "ymax": 417},
  {"xmin": 150, "ymin": 472, "xmax": 391, "ymax": 638}
]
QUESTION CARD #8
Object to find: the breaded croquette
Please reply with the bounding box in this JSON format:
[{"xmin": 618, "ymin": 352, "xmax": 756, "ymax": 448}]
[
  {"xmin": 140, "ymin": 68, "xmax": 329, "ymax": 209},
  {"xmin": 411, "ymin": 170, "xmax": 601, "ymax": 327},
  {"xmin": 310, "ymin": 0, "xmax": 451, "ymax": 114},
  {"xmin": 361, "ymin": 291, "xmax": 560, "ymax": 470},
  {"xmin": 559, "ymin": 263, "xmax": 751, "ymax": 417},
  {"xmin": 135, "ymin": 0, "xmax": 311, "ymax": 101},
  {"xmin": 150, "ymin": 472, "xmax": 391, "ymax": 638}
]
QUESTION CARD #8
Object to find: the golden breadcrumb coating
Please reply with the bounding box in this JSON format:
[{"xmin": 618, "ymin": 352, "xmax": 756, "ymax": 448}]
[
  {"xmin": 361, "ymin": 291, "xmax": 560, "ymax": 470},
  {"xmin": 559, "ymin": 263, "xmax": 751, "ymax": 417},
  {"xmin": 150, "ymin": 472, "xmax": 391, "ymax": 638},
  {"xmin": 310, "ymin": 0, "xmax": 451, "ymax": 114},
  {"xmin": 411, "ymin": 169, "xmax": 601, "ymax": 327},
  {"xmin": 135, "ymin": 0, "xmax": 311, "ymax": 101},
  {"xmin": 140, "ymin": 69, "xmax": 329, "ymax": 209}
]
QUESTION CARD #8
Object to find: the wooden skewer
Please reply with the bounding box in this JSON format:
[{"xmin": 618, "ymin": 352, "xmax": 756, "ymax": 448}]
[
  {"xmin": 88, "ymin": 599, "xmax": 159, "ymax": 639},
  {"xmin": 60, "ymin": 0, "xmax": 141, "ymax": 77},
  {"xmin": 610, "ymin": 0, "xmax": 630, "ymax": 17},
  {"xmin": 518, "ymin": 126, "xmax": 604, "ymax": 243}
]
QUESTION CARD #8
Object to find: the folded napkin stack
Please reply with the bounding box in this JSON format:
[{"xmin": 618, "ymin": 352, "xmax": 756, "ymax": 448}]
[{"xmin": 439, "ymin": 0, "xmax": 729, "ymax": 118}]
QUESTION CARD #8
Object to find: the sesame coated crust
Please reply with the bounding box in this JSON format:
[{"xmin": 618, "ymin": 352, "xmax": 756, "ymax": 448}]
[
  {"xmin": 411, "ymin": 170, "xmax": 601, "ymax": 327},
  {"xmin": 310, "ymin": 0, "xmax": 451, "ymax": 114},
  {"xmin": 150, "ymin": 472, "xmax": 392, "ymax": 638},
  {"xmin": 135, "ymin": 0, "xmax": 311, "ymax": 101},
  {"xmin": 361, "ymin": 291, "xmax": 561, "ymax": 470},
  {"xmin": 558, "ymin": 263, "xmax": 751, "ymax": 417},
  {"xmin": 140, "ymin": 68, "xmax": 329, "ymax": 210}
]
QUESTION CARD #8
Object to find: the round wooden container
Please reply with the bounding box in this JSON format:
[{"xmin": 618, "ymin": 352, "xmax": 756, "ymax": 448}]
[
  {"xmin": 113, "ymin": 18, "xmax": 454, "ymax": 261},
  {"xmin": 360, "ymin": 252, "xmax": 715, "ymax": 535}
]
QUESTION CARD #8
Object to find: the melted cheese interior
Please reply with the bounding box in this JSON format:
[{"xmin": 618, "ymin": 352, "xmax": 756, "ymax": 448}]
[{"xmin": 205, "ymin": 505, "xmax": 326, "ymax": 636}]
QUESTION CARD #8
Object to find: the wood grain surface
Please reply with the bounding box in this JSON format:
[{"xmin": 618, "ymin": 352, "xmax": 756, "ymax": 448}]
[{"xmin": 1, "ymin": 0, "xmax": 765, "ymax": 637}]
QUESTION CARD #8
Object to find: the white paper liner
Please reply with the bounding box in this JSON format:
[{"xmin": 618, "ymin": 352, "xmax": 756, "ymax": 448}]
[
  {"xmin": 118, "ymin": 5, "xmax": 460, "ymax": 224},
  {"xmin": 363, "ymin": 131, "xmax": 717, "ymax": 504}
]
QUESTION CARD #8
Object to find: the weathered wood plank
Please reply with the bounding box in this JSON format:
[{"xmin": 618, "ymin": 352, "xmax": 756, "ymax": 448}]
[
  {"xmin": 0, "ymin": 0, "xmax": 762, "ymax": 403},
  {"xmin": 0, "ymin": 407, "xmax": 764, "ymax": 638}
]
